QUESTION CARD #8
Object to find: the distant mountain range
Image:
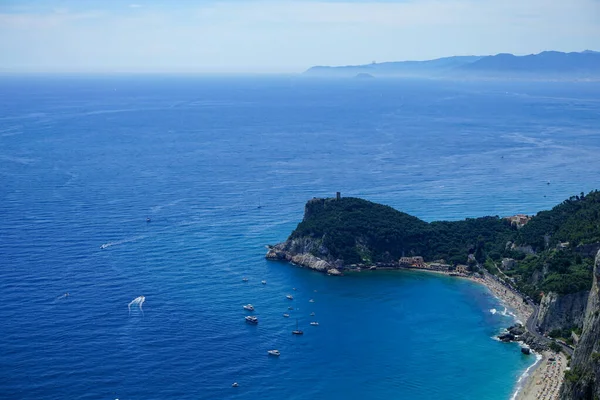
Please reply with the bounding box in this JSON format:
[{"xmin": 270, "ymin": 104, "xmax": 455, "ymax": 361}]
[{"xmin": 304, "ymin": 51, "xmax": 600, "ymax": 79}]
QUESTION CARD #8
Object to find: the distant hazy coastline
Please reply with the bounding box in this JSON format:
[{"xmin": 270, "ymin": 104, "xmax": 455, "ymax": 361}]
[{"xmin": 304, "ymin": 50, "xmax": 600, "ymax": 80}]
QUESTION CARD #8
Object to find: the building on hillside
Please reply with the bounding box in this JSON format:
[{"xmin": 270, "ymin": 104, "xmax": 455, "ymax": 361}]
[
  {"xmin": 412, "ymin": 256, "xmax": 425, "ymax": 268},
  {"xmin": 399, "ymin": 256, "xmax": 426, "ymax": 268},
  {"xmin": 399, "ymin": 257, "xmax": 413, "ymax": 266},
  {"xmin": 504, "ymin": 214, "xmax": 531, "ymax": 228},
  {"xmin": 428, "ymin": 262, "xmax": 451, "ymax": 271}
]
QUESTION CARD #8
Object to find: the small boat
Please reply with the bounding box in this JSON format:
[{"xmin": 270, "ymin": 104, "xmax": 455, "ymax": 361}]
[
  {"xmin": 100, "ymin": 244, "xmax": 109, "ymax": 249},
  {"xmin": 309, "ymin": 299, "xmax": 315, "ymax": 303},
  {"xmin": 288, "ymin": 307, "xmax": 294, "ymax": 310},
  {"xmin": 232, "ymin": 382, "xmax": 239, "ymax": 387},
  {"xmin": 293, "ymin": 288, "xmax": 297, "ymax": 291},
  {"xmin": 286, "ymin": 295, "xmax": 293, "ymax": 300},
  {"xmin": 310, "ymin": 322, "xmax": 319, "ymax": 326},
  {"xmin": 292, "ymin": 319, "xmax": 303, "ymax": 335},
  {"xmin": 245, "ymin": 316, "xmax": 258, "ymax": 324},
  {"xmin": 242, "ymin": 277, "xmax": 248, "ymax": 282},
  {"xmin": 261, "ymin": 280, "xmax": 266, "ymax": 285},
  {"xmin": 267, "ymin": 350, "xmax": 280, "ymax": 356},
  {"xmin": 283, "ymin": 313, "xmax": 290, "ymax": 317},
  {"xmin": 146, "ymin": 217, "xmax": 151, "ymax": 223},
  {"xmin": 310, "ymin": 312, "xmax": 315, "ymax": 316},
  {"xmin": 243, "ymin": 304, "xmax": 254, "ymax": 311}
]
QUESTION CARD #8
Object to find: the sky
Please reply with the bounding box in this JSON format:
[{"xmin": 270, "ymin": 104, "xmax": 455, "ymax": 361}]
[{"xmin": 0, "ymin": 0, "xmax": 599, "ymax": 73}]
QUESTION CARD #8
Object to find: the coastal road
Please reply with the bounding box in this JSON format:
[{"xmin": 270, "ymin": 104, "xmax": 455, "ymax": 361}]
[
  {"xmin": 484, "ymin": 269, "xmax": 575, "ymax": 357},
  {"xmin": 525, "ymin": 302, "xmax": 574, "ymax": 357}
]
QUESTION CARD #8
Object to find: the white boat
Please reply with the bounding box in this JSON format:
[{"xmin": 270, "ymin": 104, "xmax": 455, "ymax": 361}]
[
  {"xmin": 293, "ymin": 288, "xmax": 296, "ymax": 291},
  {"xmin": 309, "ymin": 299, "xmax": 315, "ymax": 303},
  {"xmin": 286, "ymin": 295, "xmax": 293, "ymax": 300},
  {"xmin": 283, "ymin": 313, "xmax": 290, "ymax": 317},
  {"xmin": 242, "ymin": 277, "xmax": 248, "ymax": 282},
  {"xmin": 267, "ymin": 350, "xmax": 280, "ymax": 356},
  {"xmin": 232, "ymin": 382, "xmax": 239, "ymax": 387},
  {"xmin": 243, "ymin": 304, "xmax": 254, "ymax": 311},
  {"xmin": 261, "ymin": 280, "xmax": 266, "ymax": 284},
  {"xmin": 245, "ymin": 316, "xmax": 258, "ymax": 324},
  {"xmin": 100, "ymin": 244, "xmax": 109, "ymax": 249},
  {"xmin": 310, "ymin": 322, "xmax": 319, "ymax": 326},
  {"xmin": 292, "ymin": 319, "xmax": 303, "ymax": 335},
  {"xmin": 310, "ymin": 312, "xmax": 315, "ymax": 316},
  {"xmin": 288, "ymin": 306, "xmax": 294, "ymax": 310}
]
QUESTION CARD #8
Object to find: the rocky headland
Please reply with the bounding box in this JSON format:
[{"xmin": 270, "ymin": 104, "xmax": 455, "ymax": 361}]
[{"xmin": 266, "ymin": 193, "xmax": 600, "ymax": 399}]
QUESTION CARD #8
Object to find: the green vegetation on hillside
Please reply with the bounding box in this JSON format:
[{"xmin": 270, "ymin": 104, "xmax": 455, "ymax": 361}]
[
  {"xmin": 517, "ymin": 191, "xmax": 600, "ymax": 250},
  {"xmin": 288, "ymin": 191, "xmax": 600, "ymax": 297},
  {"xmin": 291, "ymin": 197, "xmax": 516, "ymax": 265}
]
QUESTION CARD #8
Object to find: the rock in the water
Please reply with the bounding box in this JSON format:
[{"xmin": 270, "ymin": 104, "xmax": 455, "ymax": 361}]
[
  {"xmin": 498, "ymin": 332, "xmax": 516, "ymax": 342},
  {"xmin": 508, "ymin": 324, "xmax": 526, "ymax": 336}
]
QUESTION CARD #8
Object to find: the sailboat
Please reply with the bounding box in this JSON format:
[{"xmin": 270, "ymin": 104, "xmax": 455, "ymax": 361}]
[{"xmin": 292, "ymin": 319, "xmax": 303, "ymax": 335}]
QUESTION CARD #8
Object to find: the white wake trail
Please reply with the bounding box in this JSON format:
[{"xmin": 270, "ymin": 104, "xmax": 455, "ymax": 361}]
[{"xmin": 128, "ymin": 296, "xmax": 146, "ymax": 316}]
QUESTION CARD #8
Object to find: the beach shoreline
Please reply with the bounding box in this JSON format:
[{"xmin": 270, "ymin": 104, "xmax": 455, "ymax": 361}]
[
  {"xmin": 324, "ymin": 265, "xmax": 565, "ymax": 399},
  {"xmin": 466, "ymin": 274, "xmax": 565, "ymax": 400},
  {"xmin": 364, "ymin": 267, "xmax": 559, "ymax": 400},
  {"xmin": 514, "ymin": 350, "xmax": 566, "ymax": 400}
]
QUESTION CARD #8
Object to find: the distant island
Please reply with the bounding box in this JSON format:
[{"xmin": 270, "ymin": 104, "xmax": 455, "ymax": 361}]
[
  {"xmin": 354, "ymin": 72, "xmax": 374, "ymax": 79},
  {"xmin": 304, "ymin": 50, "xmax": 600, "ymax": 80}
]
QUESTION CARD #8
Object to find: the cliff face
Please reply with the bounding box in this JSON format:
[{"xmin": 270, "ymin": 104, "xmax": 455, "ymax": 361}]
[
  {"xmin": 560, "ymin": 250, "xmax": 600, "ymax": 399},
  {"xmin": 537, "ymin": 291, "xmax": 589, "ymax": 334},
  {"xmin": 266, "ymin": 237, "xmax": 339, "ymax": 274}
]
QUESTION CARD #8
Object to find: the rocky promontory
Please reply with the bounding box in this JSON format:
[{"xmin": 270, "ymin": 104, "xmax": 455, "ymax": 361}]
[{"xmin": 498, "ymin": 323, "xmax": 548, "ymax": 352}]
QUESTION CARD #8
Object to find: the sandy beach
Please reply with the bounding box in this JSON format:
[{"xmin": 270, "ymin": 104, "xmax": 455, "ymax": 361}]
[
  {"xmin": 515, "ymin": 351, "xmax": 567, "ymax": 400},
  {"xmin": 361, "ymin": 266, "xmax": 565, "ymax": 400},
  {"xmin": 470, "ymin": 275, "xmax": 565, "ymax": 400},
  {"xmin": 472, "ymin": 274, "xmax": 533, "ymax": 323}
]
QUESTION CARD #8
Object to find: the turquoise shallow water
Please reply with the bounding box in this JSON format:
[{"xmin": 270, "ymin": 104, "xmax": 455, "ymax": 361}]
[{"xmin": 1, "ymin": 76, "xmax": 600, "ymax": 399}]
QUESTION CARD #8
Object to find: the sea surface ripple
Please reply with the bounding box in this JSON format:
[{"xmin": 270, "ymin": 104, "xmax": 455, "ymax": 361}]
[{"xmin": 1, "ymin": 76, "xmax": 600, "ymax": 399}]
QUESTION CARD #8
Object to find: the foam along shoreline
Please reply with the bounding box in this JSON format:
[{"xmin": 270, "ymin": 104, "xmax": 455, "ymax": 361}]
[
  {"xmin": 395, "ymin": 268, "xmax": 545, "ymax": 400},
  {"xmin": 514, "ymin": 350, "xmax": 567, "ymax": 400},
  {"xmin": 511, "ymin": 352, "xmax": 543, "ymax": 400},
  {"xmin": 274, "ymin": 255, "xmax": 557, "ymax": 399},
  {"xmin": 407, "ymin": 270, "xmax": 564, "ymax": 400},
  {"xmin": 471, "ymin": 275, "xmax": 566, "ymax": 400}
]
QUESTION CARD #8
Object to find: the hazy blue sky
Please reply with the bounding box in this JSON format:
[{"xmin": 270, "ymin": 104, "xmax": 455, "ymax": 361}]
[{"xmin": 1, "ymin": 0, "xmax": 599, "ymax": 73}]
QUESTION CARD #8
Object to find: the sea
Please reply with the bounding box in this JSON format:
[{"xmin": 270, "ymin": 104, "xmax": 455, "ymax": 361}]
[{"xmin": 1, "ymin": 75, "xmax": 600, "ymax": 400}]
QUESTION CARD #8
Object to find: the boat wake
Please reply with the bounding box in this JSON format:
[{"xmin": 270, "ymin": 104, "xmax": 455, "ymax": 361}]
[
  {"xmin": 150, "ymin": 198, "xmax": 185, "ymax": 213},
  {"xmin": 128, "ymin": 296, "xmax": 145, "ymax": 316},
  {"xmin": 100, "ymin": 235, "xmax": 145, "ymax": 250},
  {"xmin": 53, "ymin": 293, "xmax": 70, "ymax": 302}
]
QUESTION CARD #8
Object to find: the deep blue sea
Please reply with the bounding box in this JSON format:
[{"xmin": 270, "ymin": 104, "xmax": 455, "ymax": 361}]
[{"xmin": 1, "ymin": 76, "xmax": 600, "ymax": 400}]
